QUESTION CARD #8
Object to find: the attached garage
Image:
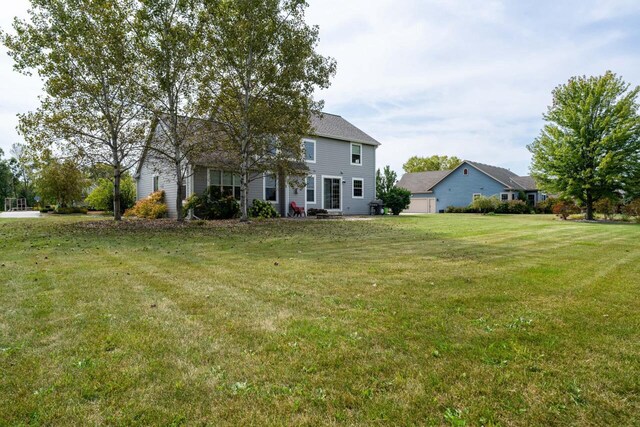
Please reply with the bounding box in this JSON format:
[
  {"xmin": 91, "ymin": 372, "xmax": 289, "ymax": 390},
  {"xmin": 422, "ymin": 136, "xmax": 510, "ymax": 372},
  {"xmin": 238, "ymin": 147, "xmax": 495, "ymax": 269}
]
[{"xmin": 406, "ymin": 197, "xmax": 436, "ymax": 213}]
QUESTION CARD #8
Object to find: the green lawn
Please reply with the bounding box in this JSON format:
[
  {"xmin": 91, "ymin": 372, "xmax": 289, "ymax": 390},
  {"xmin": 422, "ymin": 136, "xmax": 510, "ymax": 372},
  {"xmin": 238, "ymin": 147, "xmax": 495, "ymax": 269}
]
[{"xmin": 1, "ymin": 214, "xmax": 639, "ymax": 426}]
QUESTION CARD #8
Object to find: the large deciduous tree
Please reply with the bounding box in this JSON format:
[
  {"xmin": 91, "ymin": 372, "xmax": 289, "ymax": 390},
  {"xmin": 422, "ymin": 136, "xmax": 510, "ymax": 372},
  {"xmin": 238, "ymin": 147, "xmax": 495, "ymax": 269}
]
[
  {"xmin": 402, "ymin": 155, "xmax": 462, "ymax": 173},
  {"xmin": 528, "ymin": 72, "xmax": 640, "ymax": 220},
  {"xmin": 2, "ymin": 0, "xmax": 148, "ymax": 220},
  {"xmin": 197, "ymin": 0, "xmax": 336, "ymax": 220},
  {"xmin": 135, "ymin": 0, "xmax": 208, "ymax": 221}
]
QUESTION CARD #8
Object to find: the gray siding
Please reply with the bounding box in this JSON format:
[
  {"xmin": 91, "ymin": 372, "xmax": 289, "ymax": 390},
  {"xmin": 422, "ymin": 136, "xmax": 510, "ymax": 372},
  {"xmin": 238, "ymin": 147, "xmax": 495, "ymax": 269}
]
[
  {"xmin": 136, "ymin": 155, "xmax": 180, "ymax": 218},
  {"xmin": 299, "ymin": 136, "xmax": 376, "ymax": 215}
]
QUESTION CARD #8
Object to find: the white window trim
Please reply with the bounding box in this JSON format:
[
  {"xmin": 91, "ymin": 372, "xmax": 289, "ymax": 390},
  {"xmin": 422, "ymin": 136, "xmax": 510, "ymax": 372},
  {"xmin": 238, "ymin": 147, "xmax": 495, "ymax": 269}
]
[
  {"xmin": 321, "ymin": 175, "xmax": 343, "ymax": 211},
  {"xmin": 263, "ymin": 173, "xmax": 278, "ymax": 203},
  {"xmin": 352, "ymin": 177, "xmax": 364, "ymax": 199},
  {"xmin": 303, "ymin": 138, "xmax": 316, "ymax": 164},
  {"xmin": 350, "ymin": 143, "xmax": 362, "ymax": 166},
  {"xmin": 207, "ymin": 168, "xmax": 241, "ymax": 200},
  {"xmin": 152, "ymin": 175, "xmax": 160, "ymax": 192},
  {"xmin": 306, "ymin": 174, "xmax": 316, "ymax": 204},
  {"xmin": 472, "ymin": 193, "xmax": 482, "ymax": 201},
  {"xmin": 500, "ymin": 192, "xmax": 509, "ymax": 202}
]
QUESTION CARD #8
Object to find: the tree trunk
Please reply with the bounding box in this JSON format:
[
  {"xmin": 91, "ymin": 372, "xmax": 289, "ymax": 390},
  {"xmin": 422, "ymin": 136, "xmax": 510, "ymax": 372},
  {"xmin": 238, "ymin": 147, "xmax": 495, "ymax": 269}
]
[
  {"xmin": 240, "ymin": 169, "xmax": 249, "ymax": 221},
  {"xmin": 175, "ymin": 162, "xmax": 184, "ymax": 222},
  {"xmin": 585, "ymin": 191, "xmax": 594, "ymax": 220},
  {"xmin": 113, "ymin": 166, "xmax": 122, "ymax": 221}
]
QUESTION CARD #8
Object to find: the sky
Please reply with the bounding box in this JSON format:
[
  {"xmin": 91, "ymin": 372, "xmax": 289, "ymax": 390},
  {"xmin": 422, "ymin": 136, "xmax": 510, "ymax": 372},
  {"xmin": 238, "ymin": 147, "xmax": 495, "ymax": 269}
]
[{"xmin": 1, "ymin": 1, "xmax": 640, "ymax": 176}]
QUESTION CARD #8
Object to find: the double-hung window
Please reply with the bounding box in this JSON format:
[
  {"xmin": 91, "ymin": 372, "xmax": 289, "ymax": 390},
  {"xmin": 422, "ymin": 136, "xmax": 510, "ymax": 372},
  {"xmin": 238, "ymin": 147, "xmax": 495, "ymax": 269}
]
[
  {"xmin": 306, "ymin": 175, "xmax": 316, "ymax": 204},
  {"xmin": 152, "ymin": 176, "xmax": 159, "ymax": 192},
  {"xmin": 352, "ymin": 178, "xmax": 364, "ymax": 198},
  {"xmin": 264, "ymin": 174, "xmax": 277, "ymax": 202},
  {"xmin": 303, "ymin": 139, "xmax": 316, "ymax": 163},
  {"xmin": 351, "ymin": 143, "xmax": 362, "ymax": 165},
  {"xmin": 501, "ymin": 193, "xmax": 509, "ymax": 202}
]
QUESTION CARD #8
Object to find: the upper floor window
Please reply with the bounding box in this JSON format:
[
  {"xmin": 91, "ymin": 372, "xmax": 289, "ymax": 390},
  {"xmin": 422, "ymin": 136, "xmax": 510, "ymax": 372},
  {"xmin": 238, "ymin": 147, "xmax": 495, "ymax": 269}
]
[
  {"xmin": 264, "ymin": 174, "xmax": 277, "ymax": 202},
  {"xmin": 303, "ymin": 139, "xmax": 316, "ymax": 163},
  {"xmin": 209, "ymin": 169, "xmax": 241, "ymax": 200},
  {"xmin": 351, "ymin": 143, "xmax": 362, "ymax": 165},
  {"xmin": 352, "ymin": 178, "xmax": 364, "ymax": 198},
  {"xmin": 463, "ymin": 168, "xmax": 468, "ymax": 175}
]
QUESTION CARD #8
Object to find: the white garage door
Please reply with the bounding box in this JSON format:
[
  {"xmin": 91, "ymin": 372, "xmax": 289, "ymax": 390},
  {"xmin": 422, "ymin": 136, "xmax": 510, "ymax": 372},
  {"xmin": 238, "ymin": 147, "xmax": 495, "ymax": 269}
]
[{"xmin": 407, "ymin": 197, "xmax": 436, "ymax": 213}]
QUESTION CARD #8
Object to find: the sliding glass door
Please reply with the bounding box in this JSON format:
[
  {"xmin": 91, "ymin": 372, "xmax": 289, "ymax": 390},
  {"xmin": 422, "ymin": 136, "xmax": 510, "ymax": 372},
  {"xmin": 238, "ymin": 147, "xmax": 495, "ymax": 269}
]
[{"xmin": 323, "ymin": 177, "xmax": 341, "ymax": 210}]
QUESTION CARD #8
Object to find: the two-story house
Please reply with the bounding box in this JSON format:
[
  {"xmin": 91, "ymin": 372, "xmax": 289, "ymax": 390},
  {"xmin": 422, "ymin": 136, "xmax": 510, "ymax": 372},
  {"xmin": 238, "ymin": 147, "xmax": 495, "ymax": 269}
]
[{"xmin": 135, "ymin": 112, "xmax": 380, "ymax": 218}]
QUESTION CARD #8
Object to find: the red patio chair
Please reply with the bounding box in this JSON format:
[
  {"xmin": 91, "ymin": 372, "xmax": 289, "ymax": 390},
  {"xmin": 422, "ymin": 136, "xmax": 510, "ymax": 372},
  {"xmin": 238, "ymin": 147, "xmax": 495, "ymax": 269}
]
[{"xmin": 290, "ymin": 201, "xmax": 305, "ymax": 217}]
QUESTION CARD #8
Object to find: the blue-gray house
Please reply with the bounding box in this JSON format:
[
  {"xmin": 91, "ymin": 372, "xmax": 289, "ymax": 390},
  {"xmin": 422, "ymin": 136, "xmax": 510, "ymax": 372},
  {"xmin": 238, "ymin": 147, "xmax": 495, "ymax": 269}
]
[{"xmin": 397, "ymin": 160, "xmax": 545, "ymax": 213}]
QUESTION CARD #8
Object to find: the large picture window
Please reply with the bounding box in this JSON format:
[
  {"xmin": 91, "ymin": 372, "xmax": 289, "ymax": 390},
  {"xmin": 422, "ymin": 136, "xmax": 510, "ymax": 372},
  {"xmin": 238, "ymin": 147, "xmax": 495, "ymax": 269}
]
[{"xmin": 208, "ymin": 169, "xmax": 240, "ymax": 199}]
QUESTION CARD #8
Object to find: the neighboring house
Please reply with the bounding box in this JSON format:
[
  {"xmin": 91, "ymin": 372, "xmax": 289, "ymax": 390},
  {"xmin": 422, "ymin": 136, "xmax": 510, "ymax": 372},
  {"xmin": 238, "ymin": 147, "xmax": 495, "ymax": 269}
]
[
  {"xmin": 135, "ymin": 112, "xmax": 380, "ymax": 218},
  {"xmin": 397, "ymin": 160, "xmax": 546, "ymax": 213}
]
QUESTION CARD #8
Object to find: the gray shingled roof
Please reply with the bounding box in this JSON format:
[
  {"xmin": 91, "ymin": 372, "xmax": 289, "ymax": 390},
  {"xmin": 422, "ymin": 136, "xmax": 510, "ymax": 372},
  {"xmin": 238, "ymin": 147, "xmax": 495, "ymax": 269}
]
[
  {"xmin": 396, "ymin": 170, "xmax": 450, "ymax": 193},
  {"xmin": 311, "ymin": 112, "xmax": 380, "ymax": 146},
  {"xmin": 398, "ymin": 161, "xmax": 539, "ymax": 194}
]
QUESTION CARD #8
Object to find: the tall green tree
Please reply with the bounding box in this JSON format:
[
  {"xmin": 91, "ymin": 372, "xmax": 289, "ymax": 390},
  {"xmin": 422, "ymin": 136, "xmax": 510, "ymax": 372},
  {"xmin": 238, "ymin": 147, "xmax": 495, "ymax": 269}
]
[
  {"xmin": 37, "ymin": 157, "xmax": 87, "ymax": 207},
  {"xmin": 135, "ymin": 0, "xmax": 209, "ymax": 221},
  {"xmin": 0, "ymin": 149, "xmax": 15, "ymax": 208},
  {"xmin": 2, "ymin": 0, "xmax": 148, "ymax": 220},
  {"xmin": 403, "ymin": 155, "xmax": 462, "ymax": 173},
  {"xmin": 376, "ymin": 165, "xmax": 397, "ymax": 201},
  {"xmin": 197, "ymin": 0, "xmax": 336, "ymax": 220},
  {"xmin": 528, "ymin": 72, "xmax": 640, "ymax": 220}
]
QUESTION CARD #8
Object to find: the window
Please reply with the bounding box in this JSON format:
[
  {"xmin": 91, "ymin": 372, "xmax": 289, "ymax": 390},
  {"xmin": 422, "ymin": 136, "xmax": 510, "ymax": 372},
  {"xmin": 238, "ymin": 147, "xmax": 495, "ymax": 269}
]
[
  {"xmin": 472, "ymin": 193, "xmax": 482, "ymax": 201},
  {"xmin": 463, "ymin": 168, "xmax": 469, "ymax": 175},
  {"xmin": 303, "ymin": 139, "xmax": 316, "ymax": 163},
  {"xmin": 501, "ymin": 193, "xmax": 509, "ymax": 201},
  {"xmin": 306, "ymin": 175, "xmax": 316, "ymax": 204},
  {"xmin": 352, "ymin": 178, "xmax": 364, "ymax": 198},
  {"xmin": 152, "ymin": 176, "xmax": 159, "ymax": 192},
  {"xmin": 527, "ymin": 193, "xmax": 536, "ymax": 205},
  {"xmin": 541, "ymin": 193, "xmax": 548, "ymax": 201},
  {"xmin": 512, "ymin": 193, "xmax": 517, "ymax": 200},
  {"xmin": 208, "ymin": 169, "xmax": 241, "ymax": 199},
  {"xmin": 180, "ymin": 183, "xmax": 187, "ymax": 201},
  {"xmin": 351, "ymin": 143, "xmax": 362, "ymax": 165},
  {"xmin": 264, "ymin": 174, "xmax": 277, "ymax": 202}
]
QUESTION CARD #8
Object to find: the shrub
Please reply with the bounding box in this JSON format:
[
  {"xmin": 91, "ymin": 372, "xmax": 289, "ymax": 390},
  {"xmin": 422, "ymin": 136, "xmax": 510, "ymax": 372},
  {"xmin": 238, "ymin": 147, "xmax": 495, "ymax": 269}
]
[
  {"xmin": 622, "ymin": 199, "xmax": 640, "ymax": 223},
  {"xmin": 535, "ymin": 197, "xmax": 558, "ymax": 214},
  {"xmin": 53, "ymin": 206, "xmax": 87, "ymax": 215},
  {"xmin": 125, "ymin": 191, "xmax": 168, "ymax": 219},
  {"xmin": 594, "ymin": 198, "xmax": 619, "ymax": 220},
  {"xmin": 85, "ymin": 175, "xmax": 136, "ymax": 213},
  {"xmin": 307, "ymin": 208, "xmax": 328, "ymax": 216},
  {"xmin": 384, "ymin": 187, "xmax": 411, "ymax": 215},
  {"xmin": 552, "ymin": 200, "xmax": 581, "ymax": 219},
  {"xmin": 182, "ymin": 186, "xmax": 240, "ymax": 220},
  {"xmin": 445, "ymin": 206, "xmax": 474, "ymax": 213},
  {"xmin": 249, "ymin": 199, "xmax": 279, "ymax": 219},
  {"xmin": 470, "ymin": 195, "xmax": 500, "ymax": 214},
  {"xmin": 495, "ymin": 200, "xmax": 531, "ymax": 214}
]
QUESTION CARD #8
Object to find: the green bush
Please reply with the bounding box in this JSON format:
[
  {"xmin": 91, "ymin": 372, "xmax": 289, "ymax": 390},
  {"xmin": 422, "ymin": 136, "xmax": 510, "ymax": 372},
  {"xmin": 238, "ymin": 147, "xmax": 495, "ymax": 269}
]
[
  {"xmin": 470, "ymin": 195, "xmax": 500, "ymax": 214},
  {"xmin": 622, "ymin": 199, "xmax": 640, "ymax": 223},
  {"xmin": 594, "ymin": 198, "xmax": 619, "ymax": 220},
  {"xmin": 496, "ymin": 200, "xmax": 531, "ymax": 214},
  {"xmin": 53, "ymin": 206, "xmax": 88, "ymax": 215},
  {"xmin": 125, "ymin": 191, "xmax": 168, "ymax": 219},
  {"xmin": 384, "ymin": 187, "xmax": 411, "ymax": 215},
  {"xmin": 535, "ymin": 197, "xmax": 558, "ymax": 214},
  {"xmin": 307, "ymin": 208, "xmax": 328, "ymax": 216},
  {"xmin": 85, "ymin": 175, "xmax": 136, "ymax": 213},
  {"xmin": 249, "ymin": 199, "xmax": 279, "ymax": 219},
  {"xmin": 183, "ymin": 186, "xmax": 240, "ymax": 220},
  {"xmin": 445, "ymin": 206, "xmax": 474, "ymax": 213}
]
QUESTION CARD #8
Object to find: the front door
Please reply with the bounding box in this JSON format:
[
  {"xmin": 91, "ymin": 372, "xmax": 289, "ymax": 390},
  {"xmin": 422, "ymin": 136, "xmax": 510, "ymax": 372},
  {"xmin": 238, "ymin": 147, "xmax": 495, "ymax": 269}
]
[{"xmin": 323, "ymin": 177, "xmax": 341, "ymax": 210}]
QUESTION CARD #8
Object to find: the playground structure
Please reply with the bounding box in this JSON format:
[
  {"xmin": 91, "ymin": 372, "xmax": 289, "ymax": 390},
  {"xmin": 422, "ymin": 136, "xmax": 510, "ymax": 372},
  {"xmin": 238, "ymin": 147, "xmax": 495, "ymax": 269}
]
[{"xmin": 4, "ymin": 198, "xmax": 29, "ymax": 212}]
